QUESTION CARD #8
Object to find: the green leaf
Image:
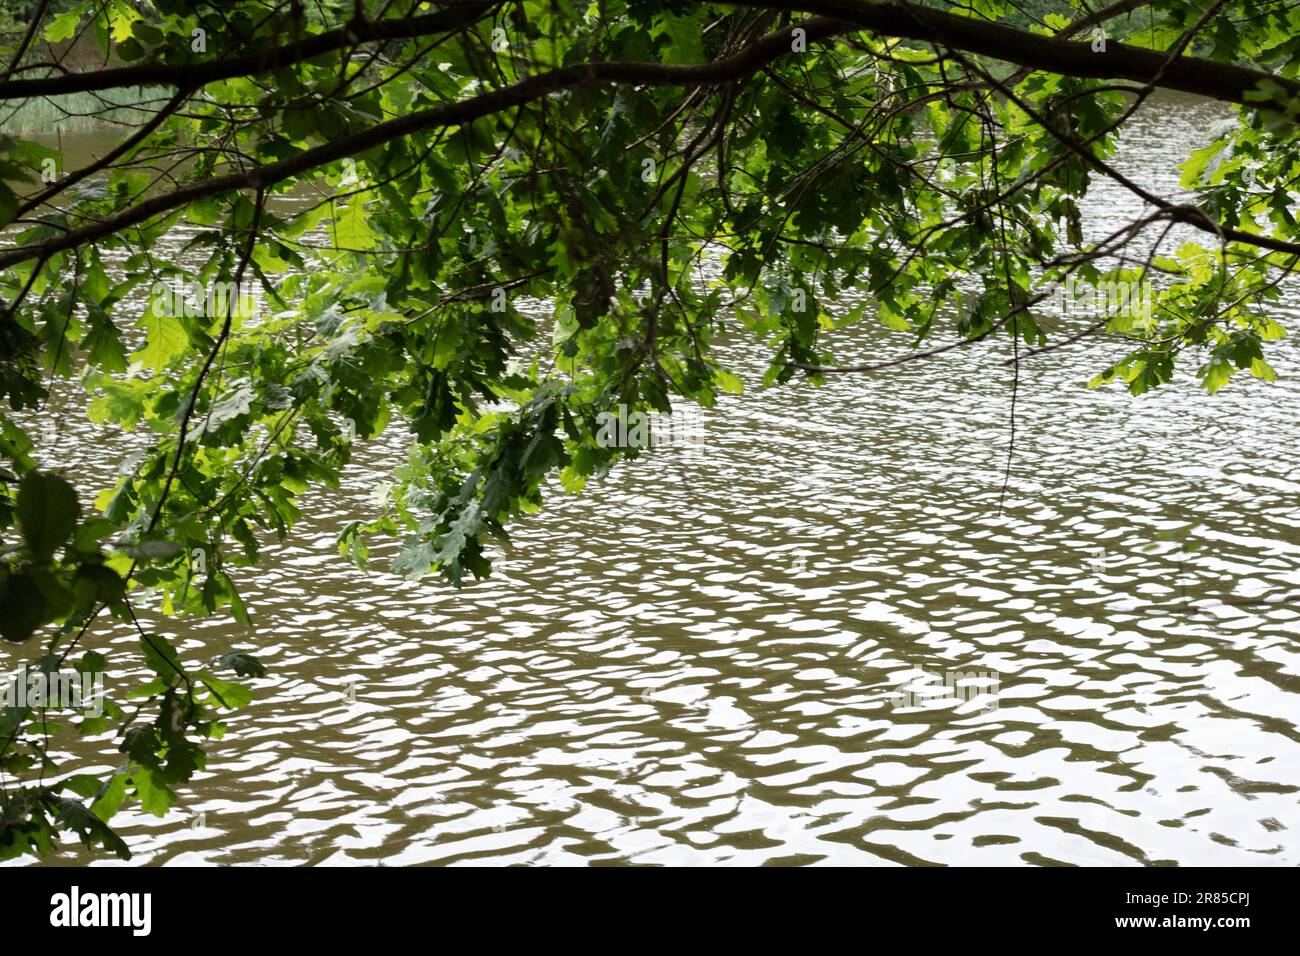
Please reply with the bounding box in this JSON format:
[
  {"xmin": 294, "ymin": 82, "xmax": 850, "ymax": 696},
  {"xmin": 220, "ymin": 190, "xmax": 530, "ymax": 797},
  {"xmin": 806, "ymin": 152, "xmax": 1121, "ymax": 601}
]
[
  {"xmin": 91, "ymin": 772, "xmax": 129, "ymax": 822},
  {"xmin": 62, "ymin": 774, "xmax": 102, "ymax": 798},
  {"xmin": 659, "ymin": 14, "xmax": 706, "ymax": 65},
  {"xmin": 86, "ymin": 377, "xmax": 151, "ymax": 429},
  {"xmin": 712, "ymin": 370, "xmax": 744, "ymax": 395},
  {"xmin": 16, "ymin": 472, "xmax": 80, "ymax": 561},
  {"xmin": 140, "ymin": 633, "xmax": 185, "ymax": 684},
  {"xmin": 134, "ymin": 309, "xmax": 190, "ymax": 371},
  {"xmin": 0, "ymin": 572, "xmax": 47, "ymax": 643},
  {"xmin": 198, "ymin": 672, "xmax": 253, "ymax": 709},
  {"xmin": 76, "ymin": 650, "xmax": 108, "ymax": 676},
  {"xmin": 131, "ymin": 766, "xmax": 174, "ymax": 817},
  {"xmin": 333, "ymin": 197, "xmax": 377, "ymax": 250},
  {"xmin": 217, "ymin": 651, "xmax": 266, "ymax": 678},
  {"xmin": 53, "ymin": 798, "xmax": 131, "ymax": 859},
  {"xmin": 43, "ymin": 10, "xmax": 83, "ymax": 42},
  {"xmin": 195, "ymin": 380, "xmax": 256, "ymax": 434},
  {"xmin": 0, "ymin": 183, "xmax": 16, "ymax": 229}
]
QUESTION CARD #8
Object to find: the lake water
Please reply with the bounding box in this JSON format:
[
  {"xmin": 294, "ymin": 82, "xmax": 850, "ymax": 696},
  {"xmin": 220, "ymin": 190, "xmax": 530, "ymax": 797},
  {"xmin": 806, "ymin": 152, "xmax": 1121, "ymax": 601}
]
[{"xmin": 8, "ymin": 91, "xmax": 1300, "ymax": 866}]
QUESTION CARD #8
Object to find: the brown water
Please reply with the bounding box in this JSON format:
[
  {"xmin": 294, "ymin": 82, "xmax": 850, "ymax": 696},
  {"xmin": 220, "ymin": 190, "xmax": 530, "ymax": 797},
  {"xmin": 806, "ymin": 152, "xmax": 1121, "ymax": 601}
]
[{"xmin": 6, "ymin": 92, "xmax": 1300, "ymax": 866}]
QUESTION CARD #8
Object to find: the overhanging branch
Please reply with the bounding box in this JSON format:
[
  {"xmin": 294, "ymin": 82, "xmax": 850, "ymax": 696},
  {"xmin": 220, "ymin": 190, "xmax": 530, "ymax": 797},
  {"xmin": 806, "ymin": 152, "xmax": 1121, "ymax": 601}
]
[
  {"xmin": 730, "ymin": 0, "xmax": 1300, "ymax": 111},
  {"xmin": 0, "ymin": 2, "xmax": 497, "ymax": 101},
  {"xmin": 0, "ymin": 18, "xmax": 850, "ymax": 270},
  {"xmin": 0, "ymin": 0, "xmax": 1295, "ymax": 114},
  {"xmin": 4, "ymin": 6, "xmax": 1299, "ymax": 272}
]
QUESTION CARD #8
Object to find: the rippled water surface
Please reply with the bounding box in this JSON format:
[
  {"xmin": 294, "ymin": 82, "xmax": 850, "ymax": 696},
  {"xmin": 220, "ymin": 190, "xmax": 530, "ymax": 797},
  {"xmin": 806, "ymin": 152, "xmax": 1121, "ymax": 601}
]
[{"xmin": 8, "ymin": 93, "xmax": 1300, "ymax": 866}]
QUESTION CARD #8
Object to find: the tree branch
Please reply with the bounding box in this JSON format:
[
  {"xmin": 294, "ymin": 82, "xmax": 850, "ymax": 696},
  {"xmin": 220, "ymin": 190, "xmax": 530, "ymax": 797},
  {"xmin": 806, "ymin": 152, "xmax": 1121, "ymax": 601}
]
[
  {"xmin": 727, "ymin": 0, "xmax": 1300, "ymax": 110},
  {"xmin": 0, "ymin": 2, "xmax": 498, "ymax": 100},
  {"xmin": 5, "ymin": 5, "xmax": 1298, "ymax": 272},
  {"xmin": 0, "ymin": 17, "xmax": 851, "ymax": 270},
  {"xmin": 1, "ymin": 0, "xmax": 1296, "ymax": 115}
]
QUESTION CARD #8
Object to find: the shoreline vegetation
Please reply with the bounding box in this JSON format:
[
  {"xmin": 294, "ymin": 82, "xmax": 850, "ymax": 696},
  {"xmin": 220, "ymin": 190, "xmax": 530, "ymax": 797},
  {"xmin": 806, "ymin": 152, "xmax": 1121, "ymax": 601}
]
[
  {"xmin": 0, "ymin": 85, "xmax": 173, "ymax": 136},
  {"xmin": 0, "ymin": 9, "xmax": 160, "ymax": 136}
]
